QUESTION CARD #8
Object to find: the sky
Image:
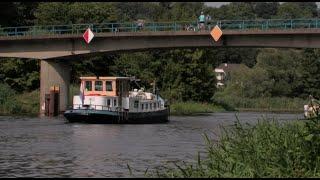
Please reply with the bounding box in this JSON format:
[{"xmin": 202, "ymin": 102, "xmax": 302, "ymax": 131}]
[
  {"xmin": 205, "ymin": 2, "xmax": 320, "ymax": 7},
  {"xmin": 205, "ymin": 2, "xmax": 230, "ymax": 7}
]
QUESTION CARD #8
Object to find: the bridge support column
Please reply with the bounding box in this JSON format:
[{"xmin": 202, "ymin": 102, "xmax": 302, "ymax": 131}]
[{"xmin": 39, "ymin": 60, "xmax": 70, "ymax": 116}]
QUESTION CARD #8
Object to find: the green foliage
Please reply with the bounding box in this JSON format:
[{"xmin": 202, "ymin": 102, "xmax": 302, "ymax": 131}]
[
  {"xmin": 159, "ymin": 49, "xmax": 217, "ymax": 102},
  {"xmin": 34, "ymin": 2, "xmax": 72, "ymax": 25},
  {"xmin": 0, "ymin": 58, "xmax": 39, "ymax": 92},
  {"xmin": 169, "ymin": 2, "xmax": 205, "ymax": 21},
  {"xmin": 300, "ymin": 49, "xmax": 320, "ymax": 99},
  {"xmin": 213, "ymin": 93, "xmax": 306, "ymax": 112},
  {"xmin": 170, "ymin": 101, "xmax": 226, "ymax": 116},
  {"xmin": 217, "ymin": 48, "xmax": 306, "ymax": 101},
  {"xmin": 276, "ymin": 2, "xmax": 313, "ymax": 19},
  {"xmin": 34, "ymin": 2, "xmax": 117, "ymax": 25},
  {"xmin": 253, "ymin": 2, "xmax": 279, "ymax": 19},
  {"xmin": 152, "ymin": 117, "xmax": 320, "ymax": 177},
  {"xmin": 14, "ymin": 90, "xmax": 39, "ymax": 115},
  {"xmin": 0, "ymin": 83, "xmax": 23, "ymax": 115},
  {"xmin": 217, "ymin": 2, "xmax": 256, "ymax": 20},
  {"xmin": 255, "ymin": 49, "xmax": 304, "ymax": 97},
  {"xmin": 69, "ymin": 2, "xmax": 117, "ymax": 24},
  {"xmin": 114, "ymin": 2, "xmax": 161, "ymax": 21}
]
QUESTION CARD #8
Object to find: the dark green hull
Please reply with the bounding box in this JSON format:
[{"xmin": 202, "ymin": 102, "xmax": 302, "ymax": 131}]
[{"xmin": 64, "ymin": 108, "xmax": 169, "ymax": 124}]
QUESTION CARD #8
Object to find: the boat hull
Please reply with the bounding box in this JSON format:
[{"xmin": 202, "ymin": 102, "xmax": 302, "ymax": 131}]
[{"xmin": 63, "ymin": 108, "xmax": 169, "ymax": 124}]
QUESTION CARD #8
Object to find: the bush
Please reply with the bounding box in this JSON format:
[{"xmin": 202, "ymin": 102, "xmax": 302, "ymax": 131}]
[
  {"xmin": 213, "ymin": 93, "xmax": 306, "ymax": 112},
  {"xmin": 170, "ymin": 101, "xmax": 226, "ymax": 115},
  {"xmin": 0, "ymin": 83, "xmax": 22, "ymax": 115},
  {"xmin": 152, "ymin": 117, "xmax": 320, "ymax": 178}
]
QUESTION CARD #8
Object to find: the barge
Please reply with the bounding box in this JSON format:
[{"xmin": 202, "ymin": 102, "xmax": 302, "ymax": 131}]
[{"xmin": 64, "ymin": 76, "xmax": 169, "ymax": 124}]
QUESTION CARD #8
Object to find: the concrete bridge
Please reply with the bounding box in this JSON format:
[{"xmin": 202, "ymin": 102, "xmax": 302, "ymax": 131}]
[{"xmin": 1, "ymin": 19, "xmax": 320, "ymax": 115}]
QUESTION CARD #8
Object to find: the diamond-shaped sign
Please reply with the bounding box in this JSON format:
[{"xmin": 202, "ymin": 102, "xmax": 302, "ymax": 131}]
[
  {"xmin": 210, "ymin": 25, "xmax": 222, "ymax": 42},
  {"xmin": 83, "ymin": 28, "xmax": 94, "ymax": 44}
]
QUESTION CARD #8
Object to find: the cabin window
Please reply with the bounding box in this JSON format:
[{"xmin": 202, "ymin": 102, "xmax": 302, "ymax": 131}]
[
  {"xmin": 134, "ymin": 101, "xmax": 139, "ymax": 108},
  {"xmin": 141, "ymin": 104, "xmax": 144, "ymax": 110},
  {"xmin": 95, "ymin": 81, "xmax": 103, "ymax": 91},
  {"xmin": 107, "ymin": 99, "xmax": 111, "ymax": 106},
  {"xmin": 106, "ymin": 81, "xmax": 113, "ymax": 91},
  {"xmin": 154, "ymin": 103, "xmax": 156, "ymax": 109},
  {"xmin": 114, "ymin": 99, "xmax": 117, "ymax": 106},
  {"xmin": 85, "ymin": 81, "xmax": 92, "ymax": 91},
  {"xmin": 150, "ymin": 103, "xmax": 152, "ymax": 110},
  {"xmin": 146, "ymin": 103, "xmax": 148, "ymax": 110}
]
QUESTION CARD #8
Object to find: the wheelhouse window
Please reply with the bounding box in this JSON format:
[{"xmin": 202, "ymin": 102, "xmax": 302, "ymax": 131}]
[
  {"xmin": 134, "ymin": 101, "xmax": 139, "ymax": 108},
  {"xmin": 85, "ymin": 81, "xmax": 92, "ymax": 91},
  {"xmin": 106, "ymin": 81, "xmax": 113, "ymax": 91},
  {"xmin": 95, "ymin": 81, "xmax": 103, "ymax": 91}
]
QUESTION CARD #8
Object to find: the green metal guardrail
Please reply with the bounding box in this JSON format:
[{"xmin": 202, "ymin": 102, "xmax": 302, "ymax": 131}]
[{"xmin": 0, "ymin": 19, "xmax": 319, "ymax": 37}]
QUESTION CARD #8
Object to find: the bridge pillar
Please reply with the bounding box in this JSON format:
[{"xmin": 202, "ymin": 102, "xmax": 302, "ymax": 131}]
[{"xmin": 39, "ymin": 60, "xmax": 70, "ymax": 116}]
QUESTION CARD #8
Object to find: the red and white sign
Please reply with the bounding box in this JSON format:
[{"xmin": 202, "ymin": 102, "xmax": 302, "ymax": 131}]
[{"xmin": 83, "ymin": 28, "xmax": 94, "ymax": 44}]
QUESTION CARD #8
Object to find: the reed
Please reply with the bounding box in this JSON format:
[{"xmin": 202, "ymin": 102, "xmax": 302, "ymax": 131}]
[
  {"xmin": 169, "ymin": 101, "xmax": 227, "ymax": 116},
  {"xmin": 0, "ymin": 84, "xmax": 39, "ymax": 116},
  {"xmin": 213, "ymin": 95, "xmax": 306, "ymax": 112},
  {"xmin": 148, "ymin": 116, "xmax": 320, "ymax": 178}
]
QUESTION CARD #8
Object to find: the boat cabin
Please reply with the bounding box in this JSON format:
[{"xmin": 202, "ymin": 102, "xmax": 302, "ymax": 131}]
[{"xmin": 80, "ymin": 76, "xmax": 130, "ymax": 97}]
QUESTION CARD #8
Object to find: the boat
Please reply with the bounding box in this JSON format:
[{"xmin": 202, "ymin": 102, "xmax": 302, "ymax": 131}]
[
  {"xmin": 64, "ymin": 76, "xmax": 170, "ymax": 124},
  {"xmin": 303, "ymin": 95, "xmax": 319, "ymax": 119}
]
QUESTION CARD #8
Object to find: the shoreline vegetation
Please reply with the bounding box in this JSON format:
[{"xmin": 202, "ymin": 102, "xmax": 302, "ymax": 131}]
[
  {"xmin": 0, "ymin": 84, "xmax": 305, "ymax": 116},
  {"xmin": 131, "ymin": 116, "xmax": 320, "ymax": 178}
]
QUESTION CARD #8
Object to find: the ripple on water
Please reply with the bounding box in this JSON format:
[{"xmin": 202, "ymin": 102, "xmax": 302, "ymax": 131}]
[{"xmin": 0, "ymin": 112, "xmax": 303, "ymax": 177}]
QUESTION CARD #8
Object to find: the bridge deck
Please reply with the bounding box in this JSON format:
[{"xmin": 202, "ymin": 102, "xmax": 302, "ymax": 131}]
[{"xmin": 1, "ymin": 19, "xmax": 320, "ymax": 38}]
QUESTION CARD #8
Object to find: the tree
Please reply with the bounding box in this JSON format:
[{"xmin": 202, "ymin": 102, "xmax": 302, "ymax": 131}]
[
  {"xmin": 253, "ymin": 2, "xmax": 279, "ymax": 19},
  {"xmin": 160, "ymin": 49, "xmax": 216, "ymax": 102},
  {"xmin": 295, "ymin": 2, "xmax": 318, "ymax": 17},
  {"xmin": 69, "ymin": 2, "xmax": 117, "ymax": 24},
  {"xmin": 276, "ymin": 2, "xmax": 313, "ymax": 19},
  {"xmin": 0, "ymin": 2, "xmax": 20, "ymax": 26},
  {"xmin": 0, "ymin": 58, "xmax": 39, "ymax": 92},
  {"xmin": 255, "ymin": 48, "xmax": 304, "ymax": 97},
  {"xmin": 218, "ymin": 2, "xmax": 256, "ymax": 20},
  {"xmin": 34, "ymin": 2, "xmax": 72, "ymax": 25},
  {"xmin": 300, "ymin": 49, "xmax": 320, "ymax": 98}
]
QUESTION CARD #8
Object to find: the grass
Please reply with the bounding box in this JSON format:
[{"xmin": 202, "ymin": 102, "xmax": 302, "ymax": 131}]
[
  {"xmin": 15, "ymin": 90, "xmax": 39, "ymax": 116},
  {"xmin": 169, "ymin": 101, "xmax": 231, "ymax": 116},
  {"xmin": 142, "ymin": 116, "xmax": 320, "ymax": 178},
  {"xmin": 213, "ymin": 95, "xmax": 306, "ymax": 113},
  {"xmin": 0, "ymin": 89, "xmax": 39, "ymax": 116}
]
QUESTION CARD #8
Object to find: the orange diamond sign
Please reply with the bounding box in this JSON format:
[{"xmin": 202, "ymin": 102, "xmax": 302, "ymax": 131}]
[{"xmin": 210, "ymin": 25, "xmax": 223, "ymax": 42}]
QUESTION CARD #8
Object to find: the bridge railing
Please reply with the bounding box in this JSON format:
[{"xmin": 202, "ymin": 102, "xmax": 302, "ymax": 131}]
[{"xmin": 0, "ymin": 19, "xmax": 319, "ymax": 37}]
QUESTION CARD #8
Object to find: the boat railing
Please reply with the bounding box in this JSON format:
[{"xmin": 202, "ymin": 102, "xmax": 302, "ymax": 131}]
[{"xmin": 72, "ymin": 104, "xmax": 120, "ymax": 112}]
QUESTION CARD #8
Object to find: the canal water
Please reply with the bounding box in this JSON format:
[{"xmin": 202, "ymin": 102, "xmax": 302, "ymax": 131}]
[{"xmin": 0, "ymin": 112, "xmax": 303, "ymax": 177}]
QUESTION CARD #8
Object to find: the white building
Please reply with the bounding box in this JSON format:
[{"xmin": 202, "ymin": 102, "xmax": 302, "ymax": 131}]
[{"xmin": 214, "ymin": 63, "xmax": 246, "ymax": 88}]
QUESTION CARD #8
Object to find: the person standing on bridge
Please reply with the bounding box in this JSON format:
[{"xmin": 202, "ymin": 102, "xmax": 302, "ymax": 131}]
[
  {"xmin": 206, "ymin": 14, "xmax": 212, "ymax": 30},
  {"xmin": 198, "ymin": 11, "xmax": 205, "ymax": 31}
]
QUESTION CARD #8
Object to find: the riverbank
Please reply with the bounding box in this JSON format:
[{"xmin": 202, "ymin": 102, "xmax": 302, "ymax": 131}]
[
  {"xmin": 0, "ymin": 84, "xmax": 306, "ymax": 116},
  {"xmin": 213, "ymin": 95, "xmax": 306, "ymax": 113},
  {"xmin": 169, "ymin": 101, "xmax": 232, "ymax": 116},
  {"xmin": 149, "ymin": 116, "xmax": 320, "ymax": 178}
]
